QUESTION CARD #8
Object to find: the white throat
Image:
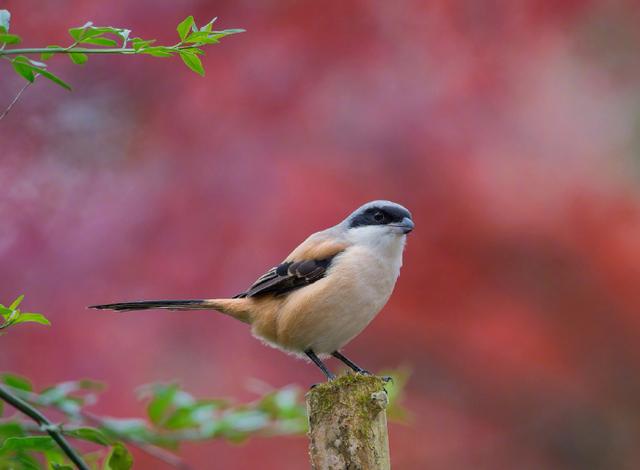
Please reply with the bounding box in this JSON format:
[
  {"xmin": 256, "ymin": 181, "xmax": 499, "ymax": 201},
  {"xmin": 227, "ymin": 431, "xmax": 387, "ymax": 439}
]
[{"xmin": 346, "ymin": 225, "xmax": 406, "ymax": 268}]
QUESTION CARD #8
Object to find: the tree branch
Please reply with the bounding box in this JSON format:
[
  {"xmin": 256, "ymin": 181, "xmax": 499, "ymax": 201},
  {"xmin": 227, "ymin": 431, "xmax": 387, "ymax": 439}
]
[
  {"xmin": 0, "ymin": 385, "xmax": 89, "ymax": 470},
  {"xmin": 306, "ymin": 374, "xmax": 391, "ymax": 470},
  {"xmin": 0, "ymin": 45, "xmax": 205, "ymax": 56}
]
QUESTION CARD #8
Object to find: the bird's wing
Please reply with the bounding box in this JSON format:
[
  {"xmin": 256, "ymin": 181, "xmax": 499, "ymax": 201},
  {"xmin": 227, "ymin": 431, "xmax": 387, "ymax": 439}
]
[{"xmin": 234, "ymin": 234, "xmax": 348, "ymax": 298}]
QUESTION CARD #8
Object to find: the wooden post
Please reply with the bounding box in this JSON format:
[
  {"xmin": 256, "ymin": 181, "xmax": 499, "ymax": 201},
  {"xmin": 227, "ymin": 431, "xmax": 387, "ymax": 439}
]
[{"xmin": 306, "ymin": 374, "xmax": 391, "ymax": 469}]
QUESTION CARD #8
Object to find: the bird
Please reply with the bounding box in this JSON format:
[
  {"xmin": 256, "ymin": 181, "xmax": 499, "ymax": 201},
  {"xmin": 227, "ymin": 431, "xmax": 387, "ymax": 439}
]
[{"xmin": 90, "ymin": 200, "xmax": 414, "ymax": 380}]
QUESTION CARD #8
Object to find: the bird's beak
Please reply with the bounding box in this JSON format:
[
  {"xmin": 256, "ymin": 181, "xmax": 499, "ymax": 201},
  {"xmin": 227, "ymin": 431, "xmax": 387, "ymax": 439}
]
[{"xmin": 391, "ymin": 217, "xmax": 414, "ymax": 234}]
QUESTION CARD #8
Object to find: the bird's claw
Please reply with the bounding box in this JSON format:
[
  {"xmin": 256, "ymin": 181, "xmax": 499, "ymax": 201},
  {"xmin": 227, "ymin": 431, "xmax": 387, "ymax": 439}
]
[{"xmin": 309, "ymin": 374, "xmax": 335, "ymax": 389}]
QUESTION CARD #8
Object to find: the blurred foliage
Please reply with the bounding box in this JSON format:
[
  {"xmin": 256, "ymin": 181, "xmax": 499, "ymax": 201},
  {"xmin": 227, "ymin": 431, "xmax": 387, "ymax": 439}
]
[
  {"xmin": 0, "ymin": 9, "xmax": 244, "ymax": 93},
  {"xmin": 0, "ymin": 366, "xmax": 306, "ymax": 468},
  {"xmin": 0, "ymin": 371, "xmax": 408, "ymax": 469},
  {"xmin": 0, "ymin": 296, "xmax": 409, "ymax": 469}
]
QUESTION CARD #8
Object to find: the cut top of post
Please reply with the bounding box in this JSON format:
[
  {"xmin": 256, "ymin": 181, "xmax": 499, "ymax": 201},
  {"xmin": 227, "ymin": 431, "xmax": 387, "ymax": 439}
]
[{"xmin": 306, "ymin": 374, "xmax": 391, "ymax": 470}]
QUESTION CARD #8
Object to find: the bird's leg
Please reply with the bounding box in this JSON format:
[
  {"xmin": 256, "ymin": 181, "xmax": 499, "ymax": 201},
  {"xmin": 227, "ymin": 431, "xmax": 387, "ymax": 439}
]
[
  {"xmin": 305, "ymin": 349, "xmax": 336, "ymax": 380},
  {"xmin": 331, "ymin": 351, "xmax": 371, "ymax": 375}
]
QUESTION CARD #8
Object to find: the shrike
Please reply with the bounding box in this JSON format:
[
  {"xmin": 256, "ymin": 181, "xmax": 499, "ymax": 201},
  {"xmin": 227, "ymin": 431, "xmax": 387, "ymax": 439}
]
[{"xmin": 91, "ymin": 200, "xmax": 414, "ymax": 380}]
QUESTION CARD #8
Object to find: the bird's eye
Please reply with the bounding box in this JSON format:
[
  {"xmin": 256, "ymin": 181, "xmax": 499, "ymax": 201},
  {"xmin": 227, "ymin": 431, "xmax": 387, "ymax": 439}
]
[{"xmin": 373, "ymin": 211, "xmax": 385, "ymax": 223}]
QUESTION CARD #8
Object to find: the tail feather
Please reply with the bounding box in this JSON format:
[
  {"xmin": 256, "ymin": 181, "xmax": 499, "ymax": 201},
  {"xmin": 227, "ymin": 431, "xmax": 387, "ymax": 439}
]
[
  {"xmin": 89, "ymin": 298, "xmax": 253, "ymax": 323},
  {"xmin": 89, "ymin": 299, "xmax": 213, "ymax": 312}
]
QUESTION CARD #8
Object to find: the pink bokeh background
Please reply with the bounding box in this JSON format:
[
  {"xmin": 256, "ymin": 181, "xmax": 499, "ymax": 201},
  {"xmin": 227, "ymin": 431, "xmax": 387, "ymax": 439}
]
[{"xmin": 3, "ymin": 1, "xmax": 640, "ymax": 468}]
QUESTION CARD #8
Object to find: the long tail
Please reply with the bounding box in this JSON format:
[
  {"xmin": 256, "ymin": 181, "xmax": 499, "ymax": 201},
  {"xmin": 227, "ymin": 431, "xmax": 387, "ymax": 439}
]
[{"xmin": 89, "ymin": 298, "xmax": 252, "ymax": 323}]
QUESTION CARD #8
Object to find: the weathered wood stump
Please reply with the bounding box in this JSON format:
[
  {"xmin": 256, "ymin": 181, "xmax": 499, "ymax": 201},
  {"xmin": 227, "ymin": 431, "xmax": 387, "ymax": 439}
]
[{"xmin": 306, "ymin": 374, "xmax": 390, "ymax": 470}]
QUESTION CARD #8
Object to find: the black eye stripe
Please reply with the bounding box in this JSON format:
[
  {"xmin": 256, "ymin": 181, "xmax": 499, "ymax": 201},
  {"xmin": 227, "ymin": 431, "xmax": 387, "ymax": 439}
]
[{"xmin": 349, "ymin": 205, "xmax": 412, "ymax": 228}]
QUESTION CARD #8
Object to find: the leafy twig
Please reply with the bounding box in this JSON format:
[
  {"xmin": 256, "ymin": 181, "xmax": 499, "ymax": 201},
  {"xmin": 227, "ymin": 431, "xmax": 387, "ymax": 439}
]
[
  {"xmin": 0, "ymin": 385, "xmax": 89, "ymax": 470},
  {"xmin": 0, "ymin": 10, "xmax": 244, "ymax": 120},
  {"xmin": 0, "ymin": 295, "xmax": 50, "ymax": 330}
]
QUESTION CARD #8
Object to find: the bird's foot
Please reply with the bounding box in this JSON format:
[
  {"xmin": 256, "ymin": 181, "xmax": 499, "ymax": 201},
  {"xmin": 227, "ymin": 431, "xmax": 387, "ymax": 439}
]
[
  {"xmin": 357, "ymin": 371, "xmax": 393, "ymax": 384},
  {"xmin": 309, "ymin": 373, "xmax": 336, "ymax": 389}
]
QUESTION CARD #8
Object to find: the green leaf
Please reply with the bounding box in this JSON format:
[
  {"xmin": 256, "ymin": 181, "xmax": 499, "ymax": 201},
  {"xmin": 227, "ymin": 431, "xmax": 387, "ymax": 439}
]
[
  {"xmin": 183, "ymin": 29, "xmax": 244, "ymax": 45},
  {"xmin": 41, "ymin": 45, "xmax": 62, "ymax": 61},
  {"xmin": 0, "ymin": 297, "xmax": 45, "ymax": 330},
  {"xmin": 0, "ymin": 33, "xmax": 20, "ymax": 44},
  {"xmin": 105, "ymin": 443, "xmax": 133, "ymax": 470},
  {"xmin": 68, "ymin": 28, "xmax": 82, "ymax": 41},
  {"xmin": 68, "ymin": 21, "xmax": 93, "ymax": 41},
  {"xmin": 11, "ymin": 56, "xmax": 35, "ymax": 82},
  {"xmin": 130, "ymin": 37, "xmax": 155, "ymax": 51},
  {"xmin": 0, "ymin": 307, "xmax": 13, "ymax": 321},
  {"xmin": 0, "ymin": 436, "xmax": 56, "ymax": 453},
  {"xmin": 10, "ymin": 453, "xmax": 41, "ymax": 470},
  {"xmin": 10, "ymin": 56, "xmax": 71, "ymax": 90},
  {"xmin": 200, "ymin": 18, "xmax": 217, "ymax": 32},
  {"xmin": 184, "ymin": 32, "xmax": 221, "ymax": 44},
  {"xmin": 177, "ymin": 16, "xmax": 195, "ymax": 41},
  {"xmin": 0, "ymin": 314, "xmax": 19, "ymax": 329},
  {"xmin": 65, "ymin": 427, "xmax": 110, "ymax": 446},
  {"xmin": 0, "ymin": 10, "xmax": 10, "ymax": 33},
  {"xmin": 13, "ymin": 313, "xmax": 50, "ymax": 326},
  {"xmin": 163, "ymin": 402, "xmax": 217, "ymax": 430},
  {"xmin": 52, "ymin": 465, "xmax": 74, "ymax": 470},
  {"xmin": 0, "ymin": 422, "xmax": 24, "ymax": 440},
  {"xmin": 221, "ymin": 28, "xmax": 246, "ymax": 35},
  {"xmin": 2, "ymin": 373, "xmax": 32, "ymax": 392},
  {"xmin": 80, "ymin": 37, "xmax": 118, "ymax": 47},
  {"xmin": 83, "ymin": 26, "xmax": 119, "ymax": 38},
  {"xmin": 9, "ymin": 296, "xmax": 23, "ymax": 311},
  {"xmin": 146, "ymin": 384, "xmax": 178, "ymax": 426},
  {"xmin": 42, "ymin": 447, "xmax": 68, "ymax": 468},
  {"xmin": 69, "ymin": 52, "xmax": 88, "ymax": 65},
  {"xmin": 180, "ymin": 51, "xmax": 204, "ymax": 76},
  {"xmin": 32, "ymin": 67, "xmax": 72, "ymax": 91}
]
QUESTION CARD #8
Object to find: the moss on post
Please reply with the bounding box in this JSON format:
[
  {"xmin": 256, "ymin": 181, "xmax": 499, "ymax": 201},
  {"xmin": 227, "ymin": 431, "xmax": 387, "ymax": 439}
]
[{"xmin": 306, "ymin": 374, "xmax": 391, "ymax": 470}]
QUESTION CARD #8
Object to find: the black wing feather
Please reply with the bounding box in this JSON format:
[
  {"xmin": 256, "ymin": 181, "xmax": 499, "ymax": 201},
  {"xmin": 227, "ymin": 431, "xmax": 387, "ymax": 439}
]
[{"xmin": 233, "ymin": 256, "xmax": 336, "ymax": 298}]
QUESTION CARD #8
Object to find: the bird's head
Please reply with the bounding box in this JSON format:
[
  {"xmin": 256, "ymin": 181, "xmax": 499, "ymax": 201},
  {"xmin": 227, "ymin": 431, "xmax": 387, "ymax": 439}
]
[{"xmin": 342, "ymin": 200, "xmax": 414, "ymax": 248}]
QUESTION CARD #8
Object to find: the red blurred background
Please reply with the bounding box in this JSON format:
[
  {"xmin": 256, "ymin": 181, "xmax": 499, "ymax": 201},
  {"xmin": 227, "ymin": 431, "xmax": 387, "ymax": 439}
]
[{"xmin": 3, "ymin": 0, "xmax": 640, "ymax": 468}]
